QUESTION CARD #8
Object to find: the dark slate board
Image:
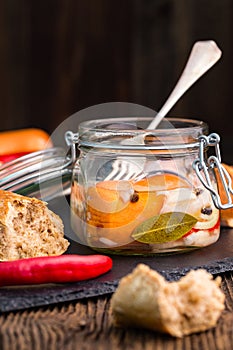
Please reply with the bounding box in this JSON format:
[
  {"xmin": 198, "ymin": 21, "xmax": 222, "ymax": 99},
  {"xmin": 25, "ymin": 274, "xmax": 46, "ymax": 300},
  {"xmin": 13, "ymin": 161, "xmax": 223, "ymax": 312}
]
[{"xmin": 0, "ymin": 196, "xmax": 233, "ymax": 313}]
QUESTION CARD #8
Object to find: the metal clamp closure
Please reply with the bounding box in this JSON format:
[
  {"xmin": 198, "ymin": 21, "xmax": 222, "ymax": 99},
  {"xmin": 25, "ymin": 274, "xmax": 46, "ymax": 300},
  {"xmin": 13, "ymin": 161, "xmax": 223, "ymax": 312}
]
[
  {"xmin": 193, "ymin": 133, "xmax": 233, "ymax": 210},
  {"xmin": 65, "ymin": 131, "xmax": 79, "ymax": 164}
]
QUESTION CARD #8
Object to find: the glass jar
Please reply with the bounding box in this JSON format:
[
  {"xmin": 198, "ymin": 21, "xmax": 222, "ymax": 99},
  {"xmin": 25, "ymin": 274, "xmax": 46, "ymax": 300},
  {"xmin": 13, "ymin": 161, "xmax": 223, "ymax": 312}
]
[{"xmin": 68, "ymin": 117, "xmax": 229, "ymax": 255}]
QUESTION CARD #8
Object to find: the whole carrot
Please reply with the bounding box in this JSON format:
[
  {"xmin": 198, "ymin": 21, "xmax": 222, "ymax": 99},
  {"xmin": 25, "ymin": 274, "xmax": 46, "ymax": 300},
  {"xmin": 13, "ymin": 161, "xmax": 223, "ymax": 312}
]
[
  {"xmin": 0, "ymin": 255, "xmax": 113, "ymax": 287},
  {"xmin": 0, "ymin": 128, "xmax": 53, "ymax": 156}
]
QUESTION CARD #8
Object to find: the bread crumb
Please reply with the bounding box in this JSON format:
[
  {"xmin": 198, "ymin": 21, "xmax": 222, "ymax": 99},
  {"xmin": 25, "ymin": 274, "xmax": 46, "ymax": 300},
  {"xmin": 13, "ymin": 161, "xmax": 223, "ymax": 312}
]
[{"xmin": 111, "ymin": 264, "xmax": 225, "ymax": 337}]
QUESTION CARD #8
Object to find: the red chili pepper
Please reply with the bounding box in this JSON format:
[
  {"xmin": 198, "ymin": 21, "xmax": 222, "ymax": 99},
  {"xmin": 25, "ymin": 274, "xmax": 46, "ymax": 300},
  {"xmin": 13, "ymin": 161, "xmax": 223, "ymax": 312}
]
[
  {"xmin": 183, "ymin": 218, "xmax": 220, "ymax": 238},
  {"xmin": 0, "ymin": 152, "xmax": 29, "ymax": 164},
  {"xmin": 0, "ymin": 254, "xmax": 113, "ymax": 287}
]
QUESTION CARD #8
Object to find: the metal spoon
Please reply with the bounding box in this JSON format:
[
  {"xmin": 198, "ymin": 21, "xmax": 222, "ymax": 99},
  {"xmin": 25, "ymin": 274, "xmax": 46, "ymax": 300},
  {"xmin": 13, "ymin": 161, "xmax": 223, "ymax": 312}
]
[
  {"xmin": 105, "ymin": 40, "xmax": 222, "ymax": 181},
  {"xmin": 148, "ymin": 40, "xmax": 222, "ymax": 130}
]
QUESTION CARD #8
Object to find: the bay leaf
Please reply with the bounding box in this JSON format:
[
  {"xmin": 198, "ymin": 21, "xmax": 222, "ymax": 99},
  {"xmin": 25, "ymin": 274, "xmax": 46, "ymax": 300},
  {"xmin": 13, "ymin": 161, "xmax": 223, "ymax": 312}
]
[{"xmin": 132, "ymin": 212, "xmax": 197, "ymax": 244}]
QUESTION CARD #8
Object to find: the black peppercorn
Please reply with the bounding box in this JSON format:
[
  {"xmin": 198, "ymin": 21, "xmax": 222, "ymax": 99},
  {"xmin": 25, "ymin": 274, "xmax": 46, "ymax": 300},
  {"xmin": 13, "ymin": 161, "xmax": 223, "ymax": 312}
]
[
  {"xmin": 194, "ymin": 188, "xmax": 204, "ymax": 196},
  {"xmin": 130, "ymin": 192, "xmax": 139, "ymax": 203},
  {"xmin": 201, "ymin": 206, "xmax": 213, "ymax": 216}
]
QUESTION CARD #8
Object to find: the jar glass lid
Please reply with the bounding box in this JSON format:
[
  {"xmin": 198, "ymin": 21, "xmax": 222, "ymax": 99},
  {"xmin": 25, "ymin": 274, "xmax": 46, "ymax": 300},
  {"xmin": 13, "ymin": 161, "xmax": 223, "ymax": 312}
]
[{"xmin": 0, "ymin": 148, "xmax": 72, "ymax": 201}]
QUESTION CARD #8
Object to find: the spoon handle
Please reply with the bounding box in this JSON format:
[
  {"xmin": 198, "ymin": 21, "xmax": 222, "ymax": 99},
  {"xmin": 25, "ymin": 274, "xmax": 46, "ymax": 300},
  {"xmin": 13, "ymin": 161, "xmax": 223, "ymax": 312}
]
[{"xmin": 148, "ymin": 40, "xmax": 222, "ymax": 130}]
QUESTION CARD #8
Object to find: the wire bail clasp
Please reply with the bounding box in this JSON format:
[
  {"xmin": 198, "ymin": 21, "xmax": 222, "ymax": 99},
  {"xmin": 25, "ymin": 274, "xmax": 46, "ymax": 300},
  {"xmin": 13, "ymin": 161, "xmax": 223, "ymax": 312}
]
[
  {"xmin": 65, "ymin": 131, "xmax": 79, "ymax": 164},
  {"xmin": 193, "ymin": 133, "xmax": 233, "ymax": 209}
]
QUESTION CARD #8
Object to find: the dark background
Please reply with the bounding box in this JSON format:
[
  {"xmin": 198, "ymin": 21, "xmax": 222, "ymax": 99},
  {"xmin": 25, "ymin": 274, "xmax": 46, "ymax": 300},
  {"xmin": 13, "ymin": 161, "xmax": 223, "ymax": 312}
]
[{"xmin": 0, "ymin": 0, "xmax": 232, "ymax": 161}]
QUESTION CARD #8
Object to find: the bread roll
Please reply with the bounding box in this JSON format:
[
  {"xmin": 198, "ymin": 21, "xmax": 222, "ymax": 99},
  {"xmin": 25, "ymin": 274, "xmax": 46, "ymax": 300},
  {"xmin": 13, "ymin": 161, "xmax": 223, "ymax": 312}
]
[
  {"xmin": 0, "ymin": 190, "xmax": 69, "ymax": 261},
  {"xmin": 111, "ymin": 264, "xmax": 225, "ymax": 337}
]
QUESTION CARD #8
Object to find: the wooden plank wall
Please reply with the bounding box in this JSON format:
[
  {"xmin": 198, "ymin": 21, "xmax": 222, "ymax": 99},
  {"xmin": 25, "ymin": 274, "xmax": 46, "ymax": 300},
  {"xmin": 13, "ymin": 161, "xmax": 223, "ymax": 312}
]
[{"xmin": 0, "ymin": 0, "xmax": 232, "ymax": 160}]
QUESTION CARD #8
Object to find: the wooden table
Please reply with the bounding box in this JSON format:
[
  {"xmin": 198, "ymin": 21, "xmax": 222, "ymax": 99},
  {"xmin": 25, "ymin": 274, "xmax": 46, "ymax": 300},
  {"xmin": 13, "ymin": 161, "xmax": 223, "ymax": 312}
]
[{"xmin": 0, "ymin": 270, "xmax": 232, "ymax": 350}]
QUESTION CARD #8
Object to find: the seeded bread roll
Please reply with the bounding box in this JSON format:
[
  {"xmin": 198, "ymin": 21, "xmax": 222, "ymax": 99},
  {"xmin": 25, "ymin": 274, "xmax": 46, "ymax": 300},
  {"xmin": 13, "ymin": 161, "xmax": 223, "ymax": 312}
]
[
  {"xmin": 0, "ymin": 190, "xmax": 69, "ymax": 261},
  {"xmin": 111, "ymin": 264, "xmax": 225, "ymax": 337}
]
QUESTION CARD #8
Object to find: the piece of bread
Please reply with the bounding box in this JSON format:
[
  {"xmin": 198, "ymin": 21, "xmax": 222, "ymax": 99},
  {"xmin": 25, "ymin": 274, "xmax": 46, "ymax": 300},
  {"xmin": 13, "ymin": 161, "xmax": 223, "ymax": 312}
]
[
  {"xmin": 0, "ymin": 190, "xmax": 69, "ymax": 261},
  {"xmin": 111, "ymin": 264, "xmax": 225, "ymax": 337},
  {"xmin": 215, "ymin": 163, "xmax": 233, "ymax": 227}
]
